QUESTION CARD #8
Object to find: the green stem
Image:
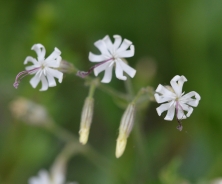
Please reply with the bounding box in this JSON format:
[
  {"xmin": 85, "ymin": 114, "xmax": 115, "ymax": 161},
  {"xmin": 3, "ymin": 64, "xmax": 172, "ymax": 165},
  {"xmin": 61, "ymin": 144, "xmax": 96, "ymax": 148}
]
[
  {"xmin": 98, "ymin": 83, "xmax": 128, "ymax": 101},
  {"xmin": 43, "ymin": 122, "xmax": 126, "ymax": 182}
]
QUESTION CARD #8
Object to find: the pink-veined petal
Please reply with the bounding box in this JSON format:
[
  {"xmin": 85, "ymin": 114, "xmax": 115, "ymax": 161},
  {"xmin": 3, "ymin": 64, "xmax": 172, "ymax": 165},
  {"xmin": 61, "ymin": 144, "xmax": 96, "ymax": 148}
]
[
  {"xmin": 170, "ymin": 75, "xmax": 187, "ymax": 96},
  {"xmin": 24, "ymin": 56, "xmax": 38, "ymax": 65},
  {"xmin": 117, "ymin": 45, "xmax": 135, "ymax": 58},
  {"xmin": 101, "ymin": 64, "xmax": 114, "ymax": 83},
  {"xmin": 118, "ymin": 59, "xmax": 136, "ymax": 78},
  {"xmin": 47, "ymin": 68, "xmax": 63, "ymax": 83},
  {"xmin": 94, "ymin": 61, "xmax": 111, "ymax": 76},
  {"xmin": 113, "ymin": 35, "xmax": 122, "ymax": 50},
  {"xmin": 40, "ymin": 75, "xmax": 48, "ymax": 91},
  {"xmin": 115, "ymin": 61, "xmax": 127, "ymax": 80},
  {"xmin": 88, "ymin": 52, "xmax": 107, "ymax": 62},
  {"xmin": 30, "ymin": 73, "xmax": 41, "ymax": 88},
  {"xmin": 117, "ymin": 39, "xmax": 132, "ymax": 53},
  {"xmin": 31, "ymin": 44, "xmax": 46, "ymax": 61},
  {"xmin": 164, "ymin": 103, "xmax": 176, "ymax": 121}
]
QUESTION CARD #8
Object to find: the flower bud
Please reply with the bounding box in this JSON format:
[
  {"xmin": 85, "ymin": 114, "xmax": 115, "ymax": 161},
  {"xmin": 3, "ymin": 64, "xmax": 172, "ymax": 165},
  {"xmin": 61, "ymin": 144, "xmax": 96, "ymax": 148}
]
[
  {"xmin": 116, "ymin": 103, "xmax": 135, "ymax": 158},
  {"xmin": 79, "ymin": 97, "xmax": 94, "ymax": 145},
  {"xmin": 9, "ymin": 97, "xmax": 50, "ymax": 125}
]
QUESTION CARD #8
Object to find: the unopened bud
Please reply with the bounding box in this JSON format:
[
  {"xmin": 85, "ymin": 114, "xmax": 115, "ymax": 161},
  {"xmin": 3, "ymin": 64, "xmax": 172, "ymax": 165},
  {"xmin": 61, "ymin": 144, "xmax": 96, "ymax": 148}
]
[
  {"xmin": 79, "ymin": 97, "xmax": 94, "ymax": 145},
  {"xmin": 116, "ymin": 103, "xmax": 135, "ymax": 158},
  {"xmin": 9, "ymin": 97, "xmax": 50, "ymax": 125}
]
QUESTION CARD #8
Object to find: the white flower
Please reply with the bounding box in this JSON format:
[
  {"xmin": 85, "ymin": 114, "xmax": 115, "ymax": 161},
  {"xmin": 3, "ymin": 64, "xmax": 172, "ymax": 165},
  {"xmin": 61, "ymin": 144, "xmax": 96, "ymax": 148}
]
[
  {"xmin": 77, "ymin": 35, "xmax": 136, "ymax": 83},
  {"xmin": 14, "ymin": 44, "xmax": 63, "ymax": 91},
  {"xmin": 154, "ymin": 75, "xmax": 201, "ymax": 130}
]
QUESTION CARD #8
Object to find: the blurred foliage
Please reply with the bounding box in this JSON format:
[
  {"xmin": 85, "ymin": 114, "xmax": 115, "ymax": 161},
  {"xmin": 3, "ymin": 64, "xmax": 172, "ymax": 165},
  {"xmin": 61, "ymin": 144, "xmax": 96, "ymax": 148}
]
[{"xmin": 0, "ymin": 0, "xmax": 222, "ymax": 183}]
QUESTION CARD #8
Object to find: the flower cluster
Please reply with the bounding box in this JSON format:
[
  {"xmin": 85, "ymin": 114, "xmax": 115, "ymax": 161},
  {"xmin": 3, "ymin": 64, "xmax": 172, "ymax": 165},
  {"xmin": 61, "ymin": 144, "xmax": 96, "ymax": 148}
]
[{"xmin": 13, "ymin": 36, "xmax": 201, "ymax": 162}]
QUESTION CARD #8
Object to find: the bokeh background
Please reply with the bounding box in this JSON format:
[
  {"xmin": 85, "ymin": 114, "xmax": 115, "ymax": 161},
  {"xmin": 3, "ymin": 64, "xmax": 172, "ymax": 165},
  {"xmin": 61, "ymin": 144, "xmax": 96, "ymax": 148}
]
[{"xmin": 0, "ymin": 0, "xmax": 222, "ymax": 183}]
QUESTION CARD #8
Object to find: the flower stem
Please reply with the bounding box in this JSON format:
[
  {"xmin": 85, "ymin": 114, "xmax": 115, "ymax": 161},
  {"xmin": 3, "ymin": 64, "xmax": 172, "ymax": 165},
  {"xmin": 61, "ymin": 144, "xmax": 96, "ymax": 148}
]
[{"xmin": 43, "ymin": 122, "xmax": 127, "ymax": 182}]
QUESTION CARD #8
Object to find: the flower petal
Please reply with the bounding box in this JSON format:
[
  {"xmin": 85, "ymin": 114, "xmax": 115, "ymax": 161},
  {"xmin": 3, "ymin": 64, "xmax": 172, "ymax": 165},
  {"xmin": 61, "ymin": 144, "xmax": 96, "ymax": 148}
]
[
  {"xmin": 40, "ymin": 75, "xmax": 49, "ymax": 91},
  {"xmin": 117, "ymin": 45, "xmax": 135, "ymax": 58},
  {"xmin": 164, "ymin": 103, "xmax": 176, "ymax": 121},
  {"xmin": 24, "ymin": 56, "xmax": 38, "ymax": 65},
  {"xmin": 118, "ymin": 59, "xmax": 136, "ymax": 78},
  {"xmin": 88, "ymin": 52, "xmax": 107, "ymax": 62},
  {"xmin": 180, "ymin": 103, "xmax": 194, "ymax": 118},
  {"xmin": 94, "ymin": 40, "xmax": 110, "ymax": 56},
  {"xmin": 180, "ymin": 91, "xmax": 201, "ymax": 107},
  {"xmin": 47, "ymin": 68, "xmax": 63, "ymax": 83},
  {"xmin": 170, "ymin": 75, "xmax": 187, "ymax": 96},
  {"xmin": 154, "ymin": 93, "xmax": 174, "ymax": 103},
  {"xmin": 94, "ymin": 61, "xmax": 111, "ymax": 76},
  {"xmin": 30, "ymin": 73, "xmax": 41, "ymax": 88},
  {"xmin": 156, "ymin": 101, "xmax": 174, "ymax": 116},
  {"xmin": 101, "ymin": 64, "xmax": 114, "ymax": 83},
  {"xmin": 45, "ymin": 48, "xmax": 62, "ymax": 68},
  {"xmin": 113, "ymin": 35, "xmax": 122, "ymax": 50},
  {"xmin": 103, "ymin": 35, "xmax": 113, "ymax": 53},
  {"xmin": 155, "ymin": 84, "xmax": 176, "ymax": 99},
  {"xmin": 31, "ymin": 44, "xmax": 46, "ymax": 61},
  {"xmin": 115, "ymin": 61, "xmax": 127, "ymax": 80},
  {"xmin": 46, "ymin": 72, "xmax": 56, "ymax": 87},
  {"xmin": 117, "ymin": 39, "xmax": 132, "ymax": 53}
]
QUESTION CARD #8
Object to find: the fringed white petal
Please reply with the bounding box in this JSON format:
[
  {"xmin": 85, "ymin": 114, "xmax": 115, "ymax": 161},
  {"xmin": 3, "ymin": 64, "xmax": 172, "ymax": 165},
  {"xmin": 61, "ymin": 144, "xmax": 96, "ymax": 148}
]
[
  {"xmin": 155, "ymin": 84, "xmax": 176, "ymax": 99},
  {"xmin": 170, "ymin": 75, "xmax": 187, "ymax": 96},
  {"xmin": 117, "ymin": 45, "xmax": 135, "ymax": 58},
  {"xmin": 46, "ymin": 72, "xmax": 56, "ymax": 87},
  {"xmin": 47, "ymin": 68, "xmax": 63, "ymax": 83},
  {"xmin": 94, "ymin": 40, "xmax": 110, "ymax": 56},
  {"xmin": 117, "ymin": 39, "xmax": 132, "ymax": 53},
  {"xmin": 24, "ymin": 56, "xmax": 38, "ymax": 65},
  {"xmin": 164, "ymin": 103, "xmax": 176, "ymax": 121},
  {"xmin": 88, "ymin": 52, "xmax": 107, "ymax": 62},
  {"xmin": 113, "ymin": 35, "xmax": 122, "ymax": 50},
  {"xmin": 118, "ymin": 59, "xmax": 136, "ymax": 78},
  {"xmin": 30, "ymin": 73, "xmax": 41, "ymax": 88},
  {"xmin": 101, "ymin": 64, "xmax": 114, "ymax": 83},
  {"xmin": 31, "ymin": 44, "xmax": 46, "ymax": 61},
  {"xmin": 180, "ymin": 91, "xmax": 201, "ymax": 107},
  {"xmin": 45, "ymin": 48, "xmax": 62, "ymax": 68},
  {"xmin": 103, "ymin": 35, "xmax": 113, "ymax": 53},
  {"xmin": 180, "ymin": 103, "xmax": 194, "ymax": 118},
  {"xmin": 115, "ymin": 61, "xmax": 127, "ymax": 80},
  {"xmin": 94, "ymin": 61, "xmax": 111, "ymax": 76},
  {"xmin": 156, "ymin": 101, "xmax": 174, "ymax": 116},
  {"xmin": 154, "ymin": 93, "xmax": 174, "ymax": 103},
  {"xmin": 39, "ymin": 75, "xmax": 48, "ymax": 91}
]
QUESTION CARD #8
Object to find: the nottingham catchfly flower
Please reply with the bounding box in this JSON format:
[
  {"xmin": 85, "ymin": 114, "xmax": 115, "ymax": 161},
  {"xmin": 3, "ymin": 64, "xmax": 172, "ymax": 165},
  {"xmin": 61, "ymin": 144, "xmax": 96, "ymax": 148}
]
[
  {"xmin": 14, "ymin": 44, "xmax": 63, "ymax": 91},
  {"xmin": 77, "ymin": 35, "xmax": 136, "ymax": 83},
  {"xmin": 154, "ymin": 75, "xmax": 201, "ymax": 131}
]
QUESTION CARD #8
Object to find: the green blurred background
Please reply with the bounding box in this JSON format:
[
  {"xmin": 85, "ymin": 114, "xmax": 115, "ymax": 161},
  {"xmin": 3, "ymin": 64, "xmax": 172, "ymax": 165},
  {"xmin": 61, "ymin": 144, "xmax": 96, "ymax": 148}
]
[{"xmin": 0, "ymin": 0, "xmax": 222, "ymax": 183}]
